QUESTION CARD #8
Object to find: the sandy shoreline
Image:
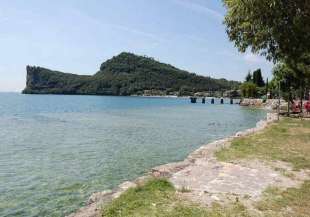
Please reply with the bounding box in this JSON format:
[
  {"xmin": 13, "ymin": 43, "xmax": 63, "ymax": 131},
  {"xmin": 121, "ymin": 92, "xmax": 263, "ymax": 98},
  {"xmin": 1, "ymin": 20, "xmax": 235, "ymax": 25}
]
[{"xmin": 68, "ymin": 112, "xmax": 278, "ymax": 217}]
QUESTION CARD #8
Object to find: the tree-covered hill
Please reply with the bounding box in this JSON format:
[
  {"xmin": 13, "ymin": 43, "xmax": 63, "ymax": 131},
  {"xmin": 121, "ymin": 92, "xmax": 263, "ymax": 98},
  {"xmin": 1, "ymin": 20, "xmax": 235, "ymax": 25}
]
[{"xmin": 23, "ymin": 52, "xmax": 240, "ymax": 96}]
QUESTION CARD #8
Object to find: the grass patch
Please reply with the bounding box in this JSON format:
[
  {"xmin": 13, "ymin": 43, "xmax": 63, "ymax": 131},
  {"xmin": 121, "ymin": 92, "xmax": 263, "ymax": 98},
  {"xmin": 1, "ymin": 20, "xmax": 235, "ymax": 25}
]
[
  {"xmin": 102, "ymin": 179, "xmax": 174, "ymax": 217},
  {"xmin": 216, "ymin": 117, "xmax": 310, "ymax": 216},
  {"xmin": 216, "ymin": 118, "xmax": 310, "ymax": 170},
  {"xmin": 273, "ymin": 167, "xmax": 295, "ymax": 179},
  {"xmin": 256, "ymin": 181, "xmax": 310, "ymax": 217},
  {"xmin": 102, "ymin": 178, "xmax": 251, "ymax": 217}
]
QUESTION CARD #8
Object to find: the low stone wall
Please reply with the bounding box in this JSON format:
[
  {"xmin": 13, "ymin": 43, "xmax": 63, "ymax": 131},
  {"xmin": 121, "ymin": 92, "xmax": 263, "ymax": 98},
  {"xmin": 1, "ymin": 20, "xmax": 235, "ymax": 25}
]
[
  {"xmin": 240, "ymin": 98, "xmax": 289, "ymax": 112},
  {"xmin": 239, "ymin": 98, "xmax": 264, "ymax": 107},
  {"xmin": 265, "ymin": 99, "xmax": 288, "ymax": 111}
]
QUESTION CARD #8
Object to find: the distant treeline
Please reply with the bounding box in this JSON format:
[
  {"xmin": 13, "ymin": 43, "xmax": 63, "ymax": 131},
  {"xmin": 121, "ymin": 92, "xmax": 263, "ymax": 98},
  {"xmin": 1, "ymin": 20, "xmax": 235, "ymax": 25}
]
[{"xmin": 23, "ymin": 52, "xmax": 240, "ymax": 96}]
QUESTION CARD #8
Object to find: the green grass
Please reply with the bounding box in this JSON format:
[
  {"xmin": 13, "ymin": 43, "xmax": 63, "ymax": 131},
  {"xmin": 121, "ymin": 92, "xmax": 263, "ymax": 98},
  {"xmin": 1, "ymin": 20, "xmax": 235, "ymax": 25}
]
[
  {"xmin": 216, "ymin": 118, "xmax": 310, "ymax": 217},
  {"xmin": 216, "ymin": 118, "xmax": 310, "ymax": 170},
  {"xmin": 101, "ymin": 179, "xmax": 251, "ymax": 217},
  {"xmin": 256, "ymin": 181, "xmax": 310, "ymax": 217}
]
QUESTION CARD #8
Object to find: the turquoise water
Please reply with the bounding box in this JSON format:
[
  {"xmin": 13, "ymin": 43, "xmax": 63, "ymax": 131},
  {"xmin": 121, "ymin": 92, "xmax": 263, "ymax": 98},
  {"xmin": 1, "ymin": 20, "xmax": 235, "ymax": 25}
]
[{"xmin": 0, "ymin": 93, "xmax": 266, "ymax": 217}]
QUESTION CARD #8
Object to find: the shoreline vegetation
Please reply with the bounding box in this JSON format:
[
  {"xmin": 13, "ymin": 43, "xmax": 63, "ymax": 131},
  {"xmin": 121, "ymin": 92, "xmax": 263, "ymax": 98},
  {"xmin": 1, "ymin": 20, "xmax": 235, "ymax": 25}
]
[{"xmin": 69, "ymin": 111, "xmax": 310, "ymax": 217}]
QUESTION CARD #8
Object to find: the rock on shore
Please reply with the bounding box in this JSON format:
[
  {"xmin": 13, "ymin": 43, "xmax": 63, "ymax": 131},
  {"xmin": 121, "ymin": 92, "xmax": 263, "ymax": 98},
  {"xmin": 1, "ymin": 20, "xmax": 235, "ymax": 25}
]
[
  {"xmin": 240, "ymin": 98, "xmax": 289, "ymax": 111},
  {"xmin": 239, "ymin": 98, "xmax": 264, "ymax": 107}
]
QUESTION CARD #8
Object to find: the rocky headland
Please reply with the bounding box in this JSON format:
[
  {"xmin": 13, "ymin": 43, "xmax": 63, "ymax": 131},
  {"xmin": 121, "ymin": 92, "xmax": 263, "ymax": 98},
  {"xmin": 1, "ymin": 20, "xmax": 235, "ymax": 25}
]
[{"xmin": 23, "ymin": 52, "xmax": 239, "ymax": 96}]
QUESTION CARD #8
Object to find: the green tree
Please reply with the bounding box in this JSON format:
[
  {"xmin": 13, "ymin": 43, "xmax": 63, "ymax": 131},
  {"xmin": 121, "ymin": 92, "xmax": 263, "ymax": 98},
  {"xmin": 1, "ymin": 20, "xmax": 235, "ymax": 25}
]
[
  {"xmin": 240, "ymin": 82, "xmax": 257, "ymax": 98},
  {"xmin": 252, "ymin": 69, "xmax": 265, "ymax": 87},
  {"xmin": 223, "ymin": 0, "xmax": 310, "ymax": 65},
  {"xmin": 245, "ymin": 71, "xmax": 252, "ymax": 82},
  {"xmin": 223, "ymin": 0, "xmax": 310, "ymax": 111},
  {"xmin": 271, "ymin": 63, "xmax": 303, "ymax": 113}
]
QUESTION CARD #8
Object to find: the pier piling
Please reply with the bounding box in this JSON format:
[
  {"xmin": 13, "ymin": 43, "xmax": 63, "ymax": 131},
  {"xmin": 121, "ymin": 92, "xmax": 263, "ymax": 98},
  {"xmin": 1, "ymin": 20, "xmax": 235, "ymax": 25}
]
[{"xmin": 190, "ymin": 97, "xmax": 197, "ymax": 103}]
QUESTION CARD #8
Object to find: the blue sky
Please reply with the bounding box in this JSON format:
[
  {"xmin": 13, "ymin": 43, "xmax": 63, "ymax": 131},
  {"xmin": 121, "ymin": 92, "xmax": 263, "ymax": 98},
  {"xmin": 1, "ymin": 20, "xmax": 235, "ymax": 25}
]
[{"xmin": 0, "ymin": 0, "xmax": 273, "ymax": 92}]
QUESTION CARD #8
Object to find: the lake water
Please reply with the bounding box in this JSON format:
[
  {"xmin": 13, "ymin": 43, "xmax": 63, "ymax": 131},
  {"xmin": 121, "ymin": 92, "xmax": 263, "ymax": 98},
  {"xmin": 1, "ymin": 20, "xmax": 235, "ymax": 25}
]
[{"xmin": 0, "ymin": 93, "xmax": 266, "ymax": 217}]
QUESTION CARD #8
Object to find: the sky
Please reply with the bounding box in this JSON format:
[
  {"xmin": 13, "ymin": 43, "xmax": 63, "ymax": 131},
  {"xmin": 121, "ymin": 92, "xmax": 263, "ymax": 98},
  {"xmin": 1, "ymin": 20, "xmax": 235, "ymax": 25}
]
[{"xmin": 0, "ymin": 0, "xmax": 274, "ymax": 92}]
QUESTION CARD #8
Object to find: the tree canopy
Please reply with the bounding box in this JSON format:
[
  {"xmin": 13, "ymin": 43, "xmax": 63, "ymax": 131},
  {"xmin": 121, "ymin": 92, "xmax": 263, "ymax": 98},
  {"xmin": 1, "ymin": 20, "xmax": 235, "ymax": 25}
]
[
  {"xmin": 223, "ymin": 0, "xmax": 310, "ymax": 65},
  {"xmin": 240, "ymin": 82, "xmax": 257, "ymax": 98},
  {"xmin": 224, "ymin": 0, "xmax": 310, "ymax": 104},
  {"xmin": 245, "ymin": 71, "xmax": 252, "ymax": 82},
  {"xmin": 252, "ymin": 69, "xmax": 265, "ymax": 87}
]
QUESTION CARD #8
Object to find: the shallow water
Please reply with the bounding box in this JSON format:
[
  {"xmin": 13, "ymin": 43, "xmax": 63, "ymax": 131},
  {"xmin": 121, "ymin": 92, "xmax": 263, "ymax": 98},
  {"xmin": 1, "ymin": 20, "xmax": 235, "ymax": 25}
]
[{"xmin": 0, "ymin": 93, "xmax": 266, "ymax": 216}]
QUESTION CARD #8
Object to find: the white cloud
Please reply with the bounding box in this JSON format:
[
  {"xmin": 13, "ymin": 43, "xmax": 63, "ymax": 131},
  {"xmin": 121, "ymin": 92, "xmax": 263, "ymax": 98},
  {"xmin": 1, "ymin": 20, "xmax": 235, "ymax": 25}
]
[
  {"xmin": 67, "ymin": 8, "xmax": 165, "ymax": 45},
  {"xmin": 108, "ymin": 24, "xmax": 165, "ymax": 43},
  {"xmin": 218, "ymin": 49, "xmax": 270, "ymax": 64},
  {"xmin": 172, "ymin": 0, "xmax": 224, "ymax": 20},
  {"xmin": 243, "ymin": 52, "xmax": 266, "ymax": 64}
]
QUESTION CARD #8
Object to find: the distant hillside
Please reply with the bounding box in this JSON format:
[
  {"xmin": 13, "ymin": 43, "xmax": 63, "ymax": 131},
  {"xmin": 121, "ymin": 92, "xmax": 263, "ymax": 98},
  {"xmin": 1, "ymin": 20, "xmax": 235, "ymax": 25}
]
[{"xmin": 23, "ymin": 52, "xmax": 240, "ymax": 96}]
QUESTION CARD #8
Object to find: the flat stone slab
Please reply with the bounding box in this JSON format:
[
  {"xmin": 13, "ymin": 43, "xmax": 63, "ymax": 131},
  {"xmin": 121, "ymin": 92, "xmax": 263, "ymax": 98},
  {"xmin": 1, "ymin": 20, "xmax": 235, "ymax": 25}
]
[
  {"xmin": 152, "ymin": 160, "xmax": 191, "ymax": 178},
  {"xmin": 170, "ymin": 159, "xmax": 307, "ymax": 205}
]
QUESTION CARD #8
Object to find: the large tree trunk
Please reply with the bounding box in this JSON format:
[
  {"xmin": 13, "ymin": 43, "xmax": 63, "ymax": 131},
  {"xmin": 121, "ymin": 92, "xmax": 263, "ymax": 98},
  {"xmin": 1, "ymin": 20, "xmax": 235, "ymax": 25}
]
[{"xmin": 288, "ymin": 88, "xmax": 291, "ymax": 116}]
